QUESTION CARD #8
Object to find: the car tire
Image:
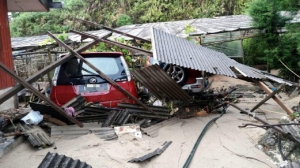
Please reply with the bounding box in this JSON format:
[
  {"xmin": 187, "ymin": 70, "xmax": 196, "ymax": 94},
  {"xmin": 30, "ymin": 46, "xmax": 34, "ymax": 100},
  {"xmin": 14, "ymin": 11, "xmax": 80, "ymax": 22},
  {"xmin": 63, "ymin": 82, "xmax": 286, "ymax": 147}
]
[{"xmin": 163, "ymin": 64, "xmax": 189, "ymax": 86}]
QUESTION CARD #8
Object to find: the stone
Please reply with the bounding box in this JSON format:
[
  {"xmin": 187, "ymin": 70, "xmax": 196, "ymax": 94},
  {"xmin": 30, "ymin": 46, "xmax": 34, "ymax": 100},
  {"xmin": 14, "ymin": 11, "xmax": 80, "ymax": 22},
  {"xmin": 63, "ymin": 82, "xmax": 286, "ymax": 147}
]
[{"xmin": 258, "ymin": 128, "xmax": 277, "ymax": 148}]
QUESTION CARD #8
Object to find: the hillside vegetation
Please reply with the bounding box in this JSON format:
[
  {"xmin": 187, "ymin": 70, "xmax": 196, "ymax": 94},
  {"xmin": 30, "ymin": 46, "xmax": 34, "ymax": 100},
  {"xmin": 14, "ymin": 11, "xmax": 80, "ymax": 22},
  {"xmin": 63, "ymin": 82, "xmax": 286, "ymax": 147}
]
[
  {"xmin": 9, "ymin": 0, "xmax": 300, "ymax": 78},
  {"xmin": 9, "ymin": 0, "xmax": 249, "ymax": 37}
]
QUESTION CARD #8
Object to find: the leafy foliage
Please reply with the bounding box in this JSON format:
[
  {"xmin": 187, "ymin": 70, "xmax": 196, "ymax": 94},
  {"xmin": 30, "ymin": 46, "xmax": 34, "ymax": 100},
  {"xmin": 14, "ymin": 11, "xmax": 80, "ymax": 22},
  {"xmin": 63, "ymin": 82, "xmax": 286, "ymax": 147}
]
[
  {"xmin": 10, "ymin": 0, "xmax": 250, "ymax": 37},
  {"xmin": 116, "ymin": 14, "xmax": 132, "ymax": 26},
  {"xmin": 244, "ymin": 0, "xmax": 300, "ymax": 77},
  {"xmin": 10, "ymin": 0, "xmax": 88, "ymax": 37}
]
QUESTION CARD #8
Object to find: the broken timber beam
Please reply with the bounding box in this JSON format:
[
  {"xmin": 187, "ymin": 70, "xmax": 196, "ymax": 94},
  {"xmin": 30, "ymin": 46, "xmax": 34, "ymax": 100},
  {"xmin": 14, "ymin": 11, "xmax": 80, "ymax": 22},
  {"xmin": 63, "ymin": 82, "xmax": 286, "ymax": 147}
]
[
  {"xmin": 0, "ymin": 62, "xmax": 83, "ymax": 127},
  {"xmin": 76, "ymin": 18, "xmax": 151, "ymax": 43},
  {"xmin": 257, "ymin": 81, "xmax": 293, "ymax": 115},
  {"xmin": 229, "ymin": 103, "xmax": 299, "ymax": 143},
  {"xmin": 47, "ymin": 31, "xmax": 158, "ymax": 116},
  {"xmin": 250, "ymin": 84, "xmax": 285, "ymax": 112},
  {"xmin": 0, "ymin": 39, "xmax": 104, "ymax": 105},
  {"xmin": 70, "ymin": 30, "xmax": 152, "ymax": 56}
]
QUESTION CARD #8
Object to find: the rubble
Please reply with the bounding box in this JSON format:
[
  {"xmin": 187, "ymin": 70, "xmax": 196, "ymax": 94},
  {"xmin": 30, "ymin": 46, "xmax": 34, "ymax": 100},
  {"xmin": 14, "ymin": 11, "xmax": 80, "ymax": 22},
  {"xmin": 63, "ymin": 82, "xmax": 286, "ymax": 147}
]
[
  {"xmin": 0, "ymin": 18, "xmax": 299, "ymax": 167},
  {"xmin": 257, "ymin": 115, "xmax": 300, "ymax": 166}
]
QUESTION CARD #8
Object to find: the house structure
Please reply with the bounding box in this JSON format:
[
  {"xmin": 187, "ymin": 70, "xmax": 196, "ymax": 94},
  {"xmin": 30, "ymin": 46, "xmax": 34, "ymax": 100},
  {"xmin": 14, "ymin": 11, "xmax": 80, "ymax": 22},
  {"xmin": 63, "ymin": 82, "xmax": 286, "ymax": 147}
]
[{"xmin": 0, "ymin": 0, "xmax": 62, "ymax": 111}]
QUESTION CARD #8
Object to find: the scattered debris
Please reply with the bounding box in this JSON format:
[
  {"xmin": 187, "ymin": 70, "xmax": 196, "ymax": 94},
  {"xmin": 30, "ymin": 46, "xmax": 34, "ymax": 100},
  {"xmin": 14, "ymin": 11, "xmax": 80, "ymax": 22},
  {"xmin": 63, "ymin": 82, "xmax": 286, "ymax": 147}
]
[
  {"xmin": 128, "ymin": 141, "xmax": 172, "ymax": 162},
  {"xmin": 38, "ymin": 152, "xmax": 92, "ymax": 168},
  {"xmin": 51, "ymin": 123, "xmax": 117, "ymax": 140},
  {"xmin": 114, "ymin": 125, "xmax": 142, "ymax": 139},
  {"xmin": 21, "ymin": 110, "xmax": 43, "ymax": 125},
  {"xmin": 141, "ymin": 117, "xmax": 182, "ymax": 138},
  {"xmin": 18, "ymin": 123, "xmax": 54, "ymax": 147}
]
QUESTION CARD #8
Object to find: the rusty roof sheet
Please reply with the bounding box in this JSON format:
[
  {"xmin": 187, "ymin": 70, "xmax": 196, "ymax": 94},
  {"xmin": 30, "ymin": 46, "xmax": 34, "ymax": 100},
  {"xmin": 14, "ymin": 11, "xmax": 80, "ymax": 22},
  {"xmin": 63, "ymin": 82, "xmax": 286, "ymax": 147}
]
[
  {"xmin": 151, "ymin": 27, "xmax": 264, "ymax": 79},
  {"xmin": 11, "ymin": 30, "xmax": 111, "ymax": 50},
  {"xmin": 132, "ymin": 65, "xmax": 191, "ymax": 101},
  {"xmin": 38, "ymin": 152, "xmax": 92, "ymax": 168}
]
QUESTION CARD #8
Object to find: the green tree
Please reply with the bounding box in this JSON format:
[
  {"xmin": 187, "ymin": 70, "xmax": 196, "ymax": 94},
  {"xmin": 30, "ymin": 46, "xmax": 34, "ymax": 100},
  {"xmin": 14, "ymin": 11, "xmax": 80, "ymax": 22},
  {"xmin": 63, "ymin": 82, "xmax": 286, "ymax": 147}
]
[
  {"xmin": 245, "ymin": 0, "xmax": 300, "ymax": 77},
  {"xmin": 10, "ymin": 0, "xmax": 251, "ymax": 37}
]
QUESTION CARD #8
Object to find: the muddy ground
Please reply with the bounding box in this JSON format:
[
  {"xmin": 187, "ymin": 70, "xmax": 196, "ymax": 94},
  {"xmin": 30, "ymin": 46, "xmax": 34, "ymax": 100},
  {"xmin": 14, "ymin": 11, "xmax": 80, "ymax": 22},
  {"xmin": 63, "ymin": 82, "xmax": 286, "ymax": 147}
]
[{"xmin": 0, "ymin": 75, "xmax": 298, "ymax": 168}]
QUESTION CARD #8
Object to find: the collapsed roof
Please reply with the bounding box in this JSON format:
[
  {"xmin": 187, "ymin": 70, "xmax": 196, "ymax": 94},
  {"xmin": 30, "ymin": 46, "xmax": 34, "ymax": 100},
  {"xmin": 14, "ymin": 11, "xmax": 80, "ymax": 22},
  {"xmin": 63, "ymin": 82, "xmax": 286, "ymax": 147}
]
[{"xmin": 150, "ymin": 27, "xmax": 295, "ymax": 86}]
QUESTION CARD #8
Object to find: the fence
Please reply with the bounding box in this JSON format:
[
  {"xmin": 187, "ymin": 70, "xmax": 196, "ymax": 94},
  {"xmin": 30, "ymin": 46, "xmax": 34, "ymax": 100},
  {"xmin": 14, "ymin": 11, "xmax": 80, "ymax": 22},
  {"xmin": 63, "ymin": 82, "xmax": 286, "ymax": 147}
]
[{"xmin": 13, "ymin": 47, "xmax": 67, "ymax": 82}]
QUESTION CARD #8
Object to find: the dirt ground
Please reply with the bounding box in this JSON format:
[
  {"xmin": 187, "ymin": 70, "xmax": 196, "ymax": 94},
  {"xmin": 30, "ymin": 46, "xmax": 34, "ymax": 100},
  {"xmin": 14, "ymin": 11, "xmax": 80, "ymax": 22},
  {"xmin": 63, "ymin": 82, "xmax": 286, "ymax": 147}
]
[{"xmin": 0, "ymin": 75, "xmax": 299, "ymax": 168}]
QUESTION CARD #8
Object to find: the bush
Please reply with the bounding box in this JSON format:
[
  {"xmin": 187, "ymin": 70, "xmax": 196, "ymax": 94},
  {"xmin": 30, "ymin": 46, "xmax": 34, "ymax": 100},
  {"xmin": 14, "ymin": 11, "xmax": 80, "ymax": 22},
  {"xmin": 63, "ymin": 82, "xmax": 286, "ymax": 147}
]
[{"xmin": 116, "ymin": 14, "xmax": 132, "ymax": 27}]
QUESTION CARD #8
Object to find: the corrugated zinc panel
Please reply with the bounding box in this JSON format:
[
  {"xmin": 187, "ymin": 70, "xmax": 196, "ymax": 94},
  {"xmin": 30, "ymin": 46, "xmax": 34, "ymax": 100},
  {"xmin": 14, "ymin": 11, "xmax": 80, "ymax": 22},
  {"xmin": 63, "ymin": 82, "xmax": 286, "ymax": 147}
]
[
  {"xmin": 18, "ymin": 124, "xmax": 54, "ymax": 147},
  {"xmin": 141, "ymin": 117, "xmax": 182, "ymax": 137},
  {"xmin": 152, "ymin": 28, "xmax": 264, "ymax": 79},
  {"xmin": 132, "ymin": 65, "xmax": 191, "ymax": 101},
  {"xmin": 38, "ymin": 152, "xmax": 92, "ymax": 168},
  {"xmin": 114, "ymin": 15, "xmax": 253, "ymax": 40},
  {"xmin": 0, "ymin": 1, "xmax": 15, "ymax": 89},
  {"xmin": 128, "ymin": 141, "xmax": 172, "ymax": 162}
]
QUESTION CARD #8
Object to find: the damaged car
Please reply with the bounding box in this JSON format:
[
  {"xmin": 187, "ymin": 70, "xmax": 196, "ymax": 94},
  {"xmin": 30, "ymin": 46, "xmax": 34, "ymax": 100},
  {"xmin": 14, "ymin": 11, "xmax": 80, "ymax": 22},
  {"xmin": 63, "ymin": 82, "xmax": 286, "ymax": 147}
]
[{"xmin": 50, "ymin": 52, "xmax": 138, "ymax": 108}]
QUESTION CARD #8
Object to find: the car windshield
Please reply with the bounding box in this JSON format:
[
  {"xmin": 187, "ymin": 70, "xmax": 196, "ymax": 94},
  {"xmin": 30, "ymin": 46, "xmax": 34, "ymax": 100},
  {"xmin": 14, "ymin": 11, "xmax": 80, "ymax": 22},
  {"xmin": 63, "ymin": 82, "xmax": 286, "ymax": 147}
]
[
  {"xmin": 65, "ymin": 57, "xmax": 121, "ymax": 77},
  {"xmin": 81, "ymin": 57, "xmax": 119, "ymax": 75}
]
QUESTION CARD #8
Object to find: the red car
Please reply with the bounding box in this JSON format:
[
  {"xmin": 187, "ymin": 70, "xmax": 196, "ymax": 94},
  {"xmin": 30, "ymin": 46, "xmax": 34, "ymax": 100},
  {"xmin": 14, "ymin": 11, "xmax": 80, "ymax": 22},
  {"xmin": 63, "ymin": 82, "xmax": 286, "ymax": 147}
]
[{"xmin": 50, "ymin": 52, "xmax": 138, "ymax": 108}]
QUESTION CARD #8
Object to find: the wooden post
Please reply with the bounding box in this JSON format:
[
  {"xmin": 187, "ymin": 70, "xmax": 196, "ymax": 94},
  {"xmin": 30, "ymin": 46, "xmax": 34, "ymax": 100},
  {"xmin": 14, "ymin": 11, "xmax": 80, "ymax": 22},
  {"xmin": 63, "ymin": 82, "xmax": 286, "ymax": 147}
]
[
  {"xmin": 250, "ymin": 84, "xmax": 284, "ymax": 112},
  {"xmin": 0, "ymin": 62, "xmax": 83, "ymax": 127},
  {"xmin": 257, "ymin": 81, "xmax": 293, "ymax": 115},
  {"xmin": 46, "ymin": 49, "xmax": 53, "ymax": 87}
]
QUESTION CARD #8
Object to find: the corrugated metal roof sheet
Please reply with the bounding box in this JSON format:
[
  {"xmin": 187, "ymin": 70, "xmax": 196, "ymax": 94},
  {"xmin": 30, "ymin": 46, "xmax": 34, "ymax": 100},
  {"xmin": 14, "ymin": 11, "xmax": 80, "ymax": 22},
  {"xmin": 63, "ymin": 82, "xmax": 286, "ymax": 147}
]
[
  {"xmin": 38, "ymin": 152, "xmax": 92, "ymax": 168},
  {"xmin": 18, "ymin": 124, "xmax": 54, "ymax": 147},
  {"xmin": 128, "ymin": 141, "xmax": 172, "ymax": 163},
  {"xmin": 9, "ymin": 15, "xmax": 255, "ymax": 49},
  {"xmin": 141, "ymin": 117, "xmax": 182, "ymax": 137},
  {"xmin": 11, "ymin": 30, "xmax": 111, "ymax": 49},
  {"xmin": 151, "ymin": 27, "xmax": 264, "ymax": 79},
  {"xmin": 132, "ymin": 65, "xmax": 192, "ymax": 100},
  {"xmin": 11, "ymin": 14, "xmax": 300, "ymax": 49},
  {"xmin": 114, "ymin": 15, "xmax": 253, "ymax": 40},
  {"xmin": 262, "ymin": 73, "xmax": 295, "ymax": 86},
  {"xmin": 51, "ymin": 123, "xmax": 117, "ymax": 140}
]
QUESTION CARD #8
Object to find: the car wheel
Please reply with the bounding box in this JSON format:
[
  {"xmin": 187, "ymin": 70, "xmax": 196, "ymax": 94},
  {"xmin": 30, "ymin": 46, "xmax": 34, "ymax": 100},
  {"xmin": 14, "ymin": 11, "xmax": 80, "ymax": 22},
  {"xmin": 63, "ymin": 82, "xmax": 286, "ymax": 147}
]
[{"xmin": 163, "ymin": 64, "xmax": 188, "ymax": 86}]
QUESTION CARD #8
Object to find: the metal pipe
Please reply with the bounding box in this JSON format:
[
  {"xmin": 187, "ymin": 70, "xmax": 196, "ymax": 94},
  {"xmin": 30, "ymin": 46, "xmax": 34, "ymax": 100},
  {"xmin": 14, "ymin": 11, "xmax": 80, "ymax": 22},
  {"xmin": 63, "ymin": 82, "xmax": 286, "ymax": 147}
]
[{"xmin": 229, "ymin": 103, "xmax": 298, "ymax": 143}]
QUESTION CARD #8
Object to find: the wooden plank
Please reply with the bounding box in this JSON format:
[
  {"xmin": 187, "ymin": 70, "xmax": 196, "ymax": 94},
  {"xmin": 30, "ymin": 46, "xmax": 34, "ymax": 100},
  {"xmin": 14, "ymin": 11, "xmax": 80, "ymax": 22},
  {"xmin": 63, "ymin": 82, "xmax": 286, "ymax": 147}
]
[
  {"xmin": 257, "ymin": 81, "xmax": 293, "ymax": 115},
  {"xmin": 250, "ymin": 84, "xmax": 284, "ymax": 112},
  {"xmin": 0, "ymin": 62, "xmax": 83, "ymax": 127}
]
